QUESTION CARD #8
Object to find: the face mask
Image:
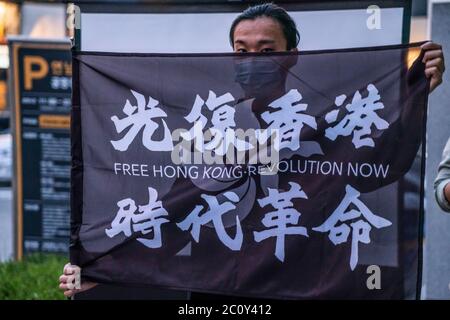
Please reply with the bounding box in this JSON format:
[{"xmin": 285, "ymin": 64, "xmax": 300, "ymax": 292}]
[{"xmin": 234, "ymin": 59, "xmax": 286, "ymax": 97}]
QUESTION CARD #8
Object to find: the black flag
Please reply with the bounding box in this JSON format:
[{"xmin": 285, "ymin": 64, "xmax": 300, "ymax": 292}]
[{"xmin": 71, "ymin": 42, "xmax": 429, "ymax": 299}]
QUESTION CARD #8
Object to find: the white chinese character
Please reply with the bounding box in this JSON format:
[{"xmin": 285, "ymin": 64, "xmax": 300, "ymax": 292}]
[
  {"xmin": 105, "ymin": 187, "xmax": 169, "ymax": 248},
  {"xmin": 182, "ymin": 90, "xmax": 250, "ymax": 156},
  {"xmin": 110, "ymin": 90, "xmax": 173, "ymax": 152},
  {"xmin": 261, "ymin": 89, "xmax": 317, "ymax": 152},
  {"xmin": 325, "ymin": 84, "xmax": 389, "ymax": 148},
  {"xmin": 313, "ymin": 184, "xmax": 392, "ymax": 270},
  {"xmin": 177, "ymin": 191, "xmax": 243, "ymax": 251},
  {"xmin": 254, "ymin": 182, "xmax": 309, "ymax": 262}
]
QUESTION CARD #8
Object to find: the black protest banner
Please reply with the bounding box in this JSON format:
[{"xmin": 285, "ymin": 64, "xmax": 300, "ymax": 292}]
[{"xmin": 71, "ymin": 42, "xmax": 429, "ymax": 299}]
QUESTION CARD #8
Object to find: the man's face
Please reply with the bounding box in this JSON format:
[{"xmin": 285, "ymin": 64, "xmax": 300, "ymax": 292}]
[{"xmin": 233, "ymin": 16, "xmax": 295, "ymax": 53}]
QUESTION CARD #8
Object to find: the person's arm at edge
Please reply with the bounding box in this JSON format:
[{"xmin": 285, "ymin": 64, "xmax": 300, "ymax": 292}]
[{"xmin": 434, "ymin": 138, "xmax": 450, "ymax": 212}]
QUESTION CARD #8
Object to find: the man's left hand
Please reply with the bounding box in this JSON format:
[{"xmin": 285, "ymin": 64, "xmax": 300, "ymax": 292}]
[{"xmin": 422, "ymin": 41, "xmax": 445, "ymax": 93}]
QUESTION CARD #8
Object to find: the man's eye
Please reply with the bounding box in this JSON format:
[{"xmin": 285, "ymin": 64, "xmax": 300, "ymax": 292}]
[
  {"xmin": 261, "ymin": 48, "xmax": 275, "ymax": 53},
  {"xmin": 236, "ymin": 48, "xmax": 247, "ymax": 53}
]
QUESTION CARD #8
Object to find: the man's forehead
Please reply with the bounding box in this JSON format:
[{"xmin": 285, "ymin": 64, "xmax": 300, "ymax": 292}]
[{"xmin": 233, "ymin": 17, "xmax": 285, "ymax": 42}]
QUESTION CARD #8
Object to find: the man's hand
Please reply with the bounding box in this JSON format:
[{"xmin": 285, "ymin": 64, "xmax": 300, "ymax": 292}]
[
  {"xmin": 59, "ymin": 263, "xmax": 98, "ymax": 298},
  {"xmin": 445, "ymin": 182, "xmax": 450, "ymax": 204},
  {"xmin": 422, "ymin": 42, "xmax": 445, "ymax": 93}
]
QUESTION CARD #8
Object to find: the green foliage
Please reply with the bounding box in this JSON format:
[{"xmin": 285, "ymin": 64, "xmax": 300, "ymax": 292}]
[{"xmin": 0, "ymin": 254, "xmax": 68, "ymax": 300}]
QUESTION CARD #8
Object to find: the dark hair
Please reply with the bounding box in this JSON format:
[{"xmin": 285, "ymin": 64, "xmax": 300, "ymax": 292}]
[{"xmin": 229, "ymin": 3, "xmax": 300, "ymax": 50}]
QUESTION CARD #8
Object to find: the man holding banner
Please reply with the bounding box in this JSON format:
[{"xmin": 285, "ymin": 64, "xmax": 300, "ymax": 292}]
[{"xmin": 60, "ymin": 3, "xmax": 445, "ymax": 299}]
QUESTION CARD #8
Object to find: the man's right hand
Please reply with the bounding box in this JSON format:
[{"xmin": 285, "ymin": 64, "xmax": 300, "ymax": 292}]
[{"xmin": 59, "ymin": 263, "xmax": 98, "ymax": 298}]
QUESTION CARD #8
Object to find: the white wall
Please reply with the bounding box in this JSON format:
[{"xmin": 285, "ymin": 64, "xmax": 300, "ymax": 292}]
[{"xmin": 80, "ymin": 8, "xmax": 404, "ymax": 53}]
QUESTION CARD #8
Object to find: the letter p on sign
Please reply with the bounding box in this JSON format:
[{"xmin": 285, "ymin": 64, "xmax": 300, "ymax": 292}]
[{"xmin": 24, "ymin": 56, "xmax": 49, "ymax": 91}]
